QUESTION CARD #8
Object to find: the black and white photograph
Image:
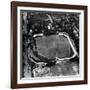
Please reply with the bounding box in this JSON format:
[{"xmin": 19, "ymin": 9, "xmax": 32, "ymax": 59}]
[
  {"xmin": 17, "ymin": 7, "xmax": 85, "ymax": 83},
  {"xmin": 21, "ymin": 10, "xmax": 80, "ymax": 78}
]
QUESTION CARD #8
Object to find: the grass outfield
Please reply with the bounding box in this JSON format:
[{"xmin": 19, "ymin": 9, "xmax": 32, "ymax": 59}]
[{"xmin": 35, "ymin": 34, "xmax": 74, "ymax": 59}]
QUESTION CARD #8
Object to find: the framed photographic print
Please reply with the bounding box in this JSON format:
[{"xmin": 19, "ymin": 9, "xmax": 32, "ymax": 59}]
[{"xmin": 11, "ymin": 1, "xmax": 88, "ymax": 89}]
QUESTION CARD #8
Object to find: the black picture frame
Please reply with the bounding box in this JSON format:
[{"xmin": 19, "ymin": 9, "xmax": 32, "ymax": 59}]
[{"xmin": 11, "ymin": 1, "xmax": 88, "ymax": 89}]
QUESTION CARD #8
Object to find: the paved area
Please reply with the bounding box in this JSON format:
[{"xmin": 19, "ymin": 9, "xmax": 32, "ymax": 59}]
[{"xmin": 33, "ymin": 60, "xmax": 79, "ymax": 77}]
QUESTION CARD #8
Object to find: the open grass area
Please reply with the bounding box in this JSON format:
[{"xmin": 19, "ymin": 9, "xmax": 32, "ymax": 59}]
[{"xmin": 36, "ymin": 34, "xmax": 74, "ymax": 59}]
